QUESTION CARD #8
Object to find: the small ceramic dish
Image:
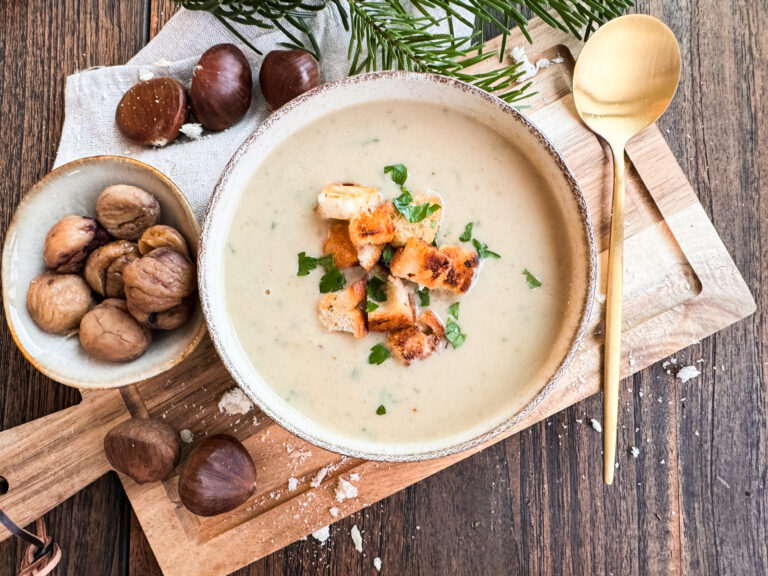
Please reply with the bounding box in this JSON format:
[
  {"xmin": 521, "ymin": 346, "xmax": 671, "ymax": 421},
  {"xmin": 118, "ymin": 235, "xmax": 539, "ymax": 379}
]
[{"xmin": 1, "ymin": 156, "xmax": 206, "ymax": 389}]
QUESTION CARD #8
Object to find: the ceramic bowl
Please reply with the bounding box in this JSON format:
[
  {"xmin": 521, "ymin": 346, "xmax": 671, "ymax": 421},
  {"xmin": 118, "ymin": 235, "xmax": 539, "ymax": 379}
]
[
  {"xmin": 200, "ymin": 72, "xmax": 597, "ymax": 461},
  {"xmin": 2, "ymin": 156, "xmax": 206, "ymax": 389}
]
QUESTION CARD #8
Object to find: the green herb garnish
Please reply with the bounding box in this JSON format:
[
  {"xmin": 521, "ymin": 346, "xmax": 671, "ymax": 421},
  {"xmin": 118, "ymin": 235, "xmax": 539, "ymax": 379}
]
[
  {"xmin": 376, "ymin": 404, "xmax": 387, "ymax": 415},
  {"xmin": 417, "ymin": 287, "xmax": 430, "ymax": 306},
  {"xmin": 367, "ymin": 275, "xmax": 387, "ymax": 301},
  {"xmin": 448, "ymin": 302, "xmax": 460, "ymax": 319},
  {"xmin": 298, "ymin": 252, "xmax": 346, "ymax": 292},
  {"xmin": 384, "ymin": 163, "xmax": 408, "ymax": 186},
  {"xmin": 393, "ymin": 189, "xmax": 441, "ymax": 223},
  {"xmin": 459, "ymin": 222, "xmax": 474, "ymax": 242},
  {"xmin": 381, "ymin": 245, "xmax": 394, "ymax": 265},
  {"xmin": 366, "ymin": 301, "xmax": 380, "ymax": 313},
  {"xmin": 523, "ymin": 269, "xmax": 542, "ymax": 289},
  {"xmin": 472, "ymin": 238, "xmax": 501, "ymax": 260},
  {"xmin": 369, "ymin": 344, "xmax": 390, "ymax": 365},
  {"xmin": 318, "ymin": 266, "xmax": 346, "ymax": 293},
  {"xmin": 445, "ymin": 318, "xmax": 466, "ymax": 349}
]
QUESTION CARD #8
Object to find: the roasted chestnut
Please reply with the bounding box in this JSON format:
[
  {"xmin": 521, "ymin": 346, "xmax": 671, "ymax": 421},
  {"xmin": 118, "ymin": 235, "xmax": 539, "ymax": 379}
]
[
  {"xmin": 115, "ymin": 77, "xmax": 189, "ymax": 147},
  {"xmin": 123, "ymin": 247, "xmax": 196, "ymax": 314},
  {"xmin": 259, "ymin": 49, "xmax": 319, "ymax": 110},
  {"xmin": 43, "ymin": 215, "xmax": 109, "ymax": 273},
  {"xmin": 104, "ymin": 418, "xmax": 181, "ymax": 484},
  {"xmin": 96, "ymin": 185, "xmax": 161, "ymax": 240},
  {"xmin": 178, "ymin": 435, "xmax": 257, "ymax": 516},
  {"xmin": 138, "ymin": 224, "xmax": 189, "ymax": 257},
  {"xmin": 27, "ymin": 272, "xmax": 92, "ymax": 334},
  {"xmin": 190, "ymin": 44, "xmax": 253, "ymax": 131},
  {"xmin": 127, "ymin": 296, "xmax": 194, "ymax": 331},
  {"xmin": 84, "ymin": 240, "xmax": 140, "ymax": 298},
  {"xmin": 79, "ymin": 299, "xmax": 151, "ymax": 362}
]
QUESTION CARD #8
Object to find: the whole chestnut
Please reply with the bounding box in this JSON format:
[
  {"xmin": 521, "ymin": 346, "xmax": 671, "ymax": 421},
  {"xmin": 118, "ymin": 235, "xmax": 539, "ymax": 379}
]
[
  {"xmin": 84, "ymin": 240, "xmax": 140, "ymax": 298},
  {"xmin": 115, "ymin": 77, "xmax": 189, "ymax": 147},
  {"xmin": 104, "ymin": 418, "xmax": 181, "ymax": 484},
  {"xmin": 178, "ymin": 435, "xmax": 257, "ymax": 516},
  {"xmin": 259, "ymin": 49, "xmax": 319, "ymax": 110},
  {"xmin": 190, "ymin": 44, "xmax": 252, "ymax": 131},
  {"xmin": 138, "ymin": 225, "xmax": 190, "ymax": 257},
  {"xmin": 96, "ymin": 185, "xmax": 161, "ymax": 240},
  {"xmin": 79, "ymin": 299, "xmax": 151, "ymax": 362},
  {"xmin": 123, "ymin": 247, "xmax": 196, "ymax": 313},
  {"xmin": 43, "ymin": 215, "xmax": 109, "ymax": 273},
  {"xmin": 27, "ymin": 272, "xmax": 92, "ymax": 334},
  {"xmin": 127, "ymin": 296, "xmax": 194, "ymax": 331}
]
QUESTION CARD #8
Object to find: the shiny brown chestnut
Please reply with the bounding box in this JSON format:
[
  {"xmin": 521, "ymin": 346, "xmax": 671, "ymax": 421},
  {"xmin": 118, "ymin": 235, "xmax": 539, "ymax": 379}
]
[
  {"xmin": 116, "ymin": 77, "xmax": 189, "ymax": 147},
  {"xmin": 178, "ymin": 435, "xmax": 257, "ymax": 516},
  {"xmin": 259, "ymin": 49, "xmax": 320, "ymax": 110},
  {"xmin": 104, "ymin": 418, "xmax": 181, "ymax": 484},
  {"xmin": 190, "ymin": 44, "xmax": 253, "ymax": 131}
]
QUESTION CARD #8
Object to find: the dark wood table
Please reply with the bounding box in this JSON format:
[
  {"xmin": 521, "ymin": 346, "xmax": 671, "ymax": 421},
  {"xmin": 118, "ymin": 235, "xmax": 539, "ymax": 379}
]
[{"xmin": 1, "ymin": 1, "xmax": 765, "ymax": 574}]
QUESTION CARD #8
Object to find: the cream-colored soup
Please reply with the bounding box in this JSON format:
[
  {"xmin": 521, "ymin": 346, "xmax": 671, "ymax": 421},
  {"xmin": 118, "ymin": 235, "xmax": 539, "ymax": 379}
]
[{"xmin": 225, "ymin": 100, "xmax": 573, "ymax": 447}]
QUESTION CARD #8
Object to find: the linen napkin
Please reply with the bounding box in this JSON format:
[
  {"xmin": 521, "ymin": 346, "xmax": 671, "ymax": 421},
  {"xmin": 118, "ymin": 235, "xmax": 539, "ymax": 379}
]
[{"xmin": 54, "ymin": 8, "xmax": 471, "ymax": 221}]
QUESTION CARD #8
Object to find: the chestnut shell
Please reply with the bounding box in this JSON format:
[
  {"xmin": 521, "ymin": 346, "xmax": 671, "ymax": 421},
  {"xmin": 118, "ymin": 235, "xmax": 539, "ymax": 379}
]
[
  {"xmin": 116, "ymin": 77, "xmax": 189, "ymax": 147},
  {"xmin": 190, "ymin": 44, "xmax": 253, "ymax": 132},
  {"xmin": 104, "ymin": 418, "xmax": 181, "ymax": 484},
  {"xmin": 259, "ymin": 49, "xmax": 319, "ymax": 110},
  {"xmin": 178, "ymin": 435, "xmax": 257, "ymax": 516}
]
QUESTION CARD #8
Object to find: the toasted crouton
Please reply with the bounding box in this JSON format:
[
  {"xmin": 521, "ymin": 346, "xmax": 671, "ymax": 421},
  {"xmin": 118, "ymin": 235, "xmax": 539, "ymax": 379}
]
[
  {"xmin": 391, "ymin": 191, "xmax": 443, "ymax": 247},
  {"xmin": 323, "ymin": 222, "xmax": 359, "ymax": 268},
  {"xmin": 440, "ymin": 245, "xmax": 480, "ymax": 293},
  {"xmin": 317, "ymin": 279, "xmax": 367, "ymax": 338},
  {"xmin": 389, "ymin": 238, "xmax": 451, "ymax": 289},
  {"xmin": 349, "ymin": 204, "xmax": 395, "ymax": 247},
  {"xmin": 357, "ymin": 244, "xmax": 384, "ymax": 271},
  {"xmin": 368, "ymin": 276, "xmax": 416, "ymax": 332},
  {"xmin": 317, "ymin": 184, "xmax": 381, "ymax": 220},
  {"xmin": 388, "ymin": 311, "xmax": 446, "ymax": 365}
]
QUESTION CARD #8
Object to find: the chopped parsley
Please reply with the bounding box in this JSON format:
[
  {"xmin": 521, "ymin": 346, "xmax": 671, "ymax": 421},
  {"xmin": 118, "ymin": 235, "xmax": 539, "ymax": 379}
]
[
  {"xmin": 376, "ymin": 404, "xmax": 387, "ymax": 415},
  {"xmin": 472, "ymin": 238, "xmax": 501, "ymax": 260},
  {"xmin": 366, "ymin": 301, "xmax": 380, "ymax": 313},
  {"xmin": 318, "ymin": 266, "xmax": 346, "ymax": 293},
  {"xmin": 384, "ymin": 163, "xmax": 408, "ymax": 186},
  {"xmin": 393, "ymin": 188, "xmax": 441, "ymax": 223},
  {"xmin": 417, "ymin": 287, "xmax": 430, "ymax": 306},
  {"xmin": 523, "ymin": 268, "xmax": 542, "ymax": 289},
  {"xmin": 297, "ymin": 252, "xmax": 346, "ymax": 293},
  {"xmin": 369, "ymin": 344, "xmax": 390, "ymax": 365},
  {"xmin": 459, "ymin": 222, "xmax": 474, "ymax": 242},
  {"xmin": 381, "ymin": 244, "xmax": 394, "ymax": 265},
  {"xmin": 445, "ymin": 318, "xmax": 466, "ymax": 349},
  {"xmin": 367, "ymin": 275, "xmax": 387, "ymax": 301},
  {"xmin": 448, "ymin": 302, "xmax": 460, "ymax": 319}
]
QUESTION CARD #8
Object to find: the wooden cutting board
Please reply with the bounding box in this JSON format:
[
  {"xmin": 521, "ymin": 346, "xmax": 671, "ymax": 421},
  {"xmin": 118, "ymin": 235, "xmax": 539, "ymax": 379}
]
[{"xmin": 0, "ymin": 19, "xmax": 755, "ymax": 576}]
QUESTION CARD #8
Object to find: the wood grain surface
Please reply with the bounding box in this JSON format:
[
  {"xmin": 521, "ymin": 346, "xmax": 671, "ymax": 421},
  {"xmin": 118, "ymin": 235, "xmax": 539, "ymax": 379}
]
[{"xmin": 0, "ymin": 1, "xmax": 765, "ymax": 575}]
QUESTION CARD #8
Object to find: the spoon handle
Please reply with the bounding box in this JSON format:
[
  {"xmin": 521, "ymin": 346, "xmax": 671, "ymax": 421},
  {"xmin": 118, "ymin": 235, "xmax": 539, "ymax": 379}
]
[{"xmin": 603, "ymin": 146, "xmax": 626, "ymax": 485}]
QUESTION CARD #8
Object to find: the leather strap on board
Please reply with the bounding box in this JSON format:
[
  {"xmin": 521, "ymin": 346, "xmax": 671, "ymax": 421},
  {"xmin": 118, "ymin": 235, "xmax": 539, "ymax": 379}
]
[{"xmin": 0, "ymin": 509, "xmax": 61, "ymax": 575}]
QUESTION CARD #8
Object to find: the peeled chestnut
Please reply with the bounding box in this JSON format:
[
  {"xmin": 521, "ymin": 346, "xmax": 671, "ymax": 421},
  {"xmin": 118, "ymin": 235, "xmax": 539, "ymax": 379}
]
[
  {"xmin": 27, "ymin": 272, "xmax": 93, "ymax": 334},
  {"xmin": 79, "ymin": 299, "xmax": 151, "ymax": 362},
  {"xmin": 138, "ymin": 225, "xmax": 189, "ymax": 257},
  {"xmin": 96, "ymin": 185, "xmax": 161, "ymax": 240},
  {"xmin": 127, "ymin": 296, "xmax": 194, "ymax": 331},
  {"xmin": 43, "ymin": 215, "xmax": 109, "ymax": 273},
  {"xmin": 123, "ymin": 247, "xmax": 196, "ymax": 313},
  {"xmin": 84, "ymin": 240, "xmax": 140, "ymax": 298},
  {"xmin": 178, "ymin": 435, "xmax": 257, "ymax": 516},
  {"xmin": 190, "ymin": 44, "xmax": 252, "ymax": 131},
  {"xmin": 115, "ymin": 77, "xmax": 188, "ymax": 147},
  {"xmin": 104, "ymin": 418, "xmax": 181, "ymax": 484},
  {"xmin": 259, "ymin": 49, "xmax": 319, "ymax": 110}
]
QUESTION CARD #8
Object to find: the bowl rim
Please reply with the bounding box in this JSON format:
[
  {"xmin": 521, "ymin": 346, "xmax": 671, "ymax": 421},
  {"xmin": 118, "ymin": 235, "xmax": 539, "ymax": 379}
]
[
  {"xmin": 1, "ymin": 155, "xmax": 208, "ymax": 390},
  {"xmin": 199, "ymin": 71, "xmax": 598, "ymax": 461}
]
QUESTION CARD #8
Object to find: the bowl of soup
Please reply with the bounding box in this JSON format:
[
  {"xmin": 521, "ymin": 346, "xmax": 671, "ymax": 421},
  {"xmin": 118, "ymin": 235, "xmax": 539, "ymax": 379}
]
[{"xmin": 199, "ymin": 72, "xmax": 596, "ymax": 461}]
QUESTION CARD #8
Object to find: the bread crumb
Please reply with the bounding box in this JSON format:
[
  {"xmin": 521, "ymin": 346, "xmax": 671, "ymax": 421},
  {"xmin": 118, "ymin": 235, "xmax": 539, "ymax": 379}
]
[
  {"xmin": 252, "ymin": 415, "xmax": 259, "ymax": 427},
  {"xmin": 310, "ymin": 466, "xmax": 330, "ymax": 488},
  {"xmin": 628, "ymin": 350, "xmax": 636, "ymax": 368},
  {"xmin": 335, "ymin": 478, "xmax": 359, "ymax": 502},
  {"xmin": 312, "ymin": 525, "xmax": 330, "ymax": 543},
  {"xmin": 590, "ymin": 418, "xmax": 602, "ymax": 433},
  {"xmin": 349, "ymin": 472, "xmax": 361, "ymax": 481},
  {"xmin": 350, "ymin": 525, "xmax": 363, "ymax": 552},
  {"xmin": 676, "ymin": 365, "xmax": 701, "ymax": 383},
  {"xmin": 179, "ymin": 429, "xmax": 194, "ymax": 444},
  {"xmin": 287, "ymin": 477, "xmax": 299, "ymax": 491},
  {"xmin": 138, "ymin": 68, "xmax": 154, "ymax": 81},
  {"xmin": 630, "ymin": 446, "xmax": 640, "ymax": 458},
  {"xmin": 509, "ymin": 46, "xmax": 557, "ymax": 81},
  {"xmin": 153, "ymin": 58, "xmax": 172, "ymax": 67},
  {"xmin": 180, "ymin": 123, "xmax": 203, "ymax": 140},
  {"xmin": 218, "ymin": 388, "xmax": 253, "ymax": 416},
  {"xmin": 329, "ymin": 506, "xmax": 339, "ymax": 517},
  {"xmin": 596, "ymin": 293, "xmax": 606, "ymax": 304},
  {"xmin": 373, "ymin": 557, "xmax": 382, "ymax": 571}
]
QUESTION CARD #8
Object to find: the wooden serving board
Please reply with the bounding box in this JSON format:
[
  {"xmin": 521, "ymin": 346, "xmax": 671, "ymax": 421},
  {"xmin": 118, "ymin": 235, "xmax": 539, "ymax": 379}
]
[{"xmin": 0, "ymin": 19, "xmax": 755, "ymax": 576}]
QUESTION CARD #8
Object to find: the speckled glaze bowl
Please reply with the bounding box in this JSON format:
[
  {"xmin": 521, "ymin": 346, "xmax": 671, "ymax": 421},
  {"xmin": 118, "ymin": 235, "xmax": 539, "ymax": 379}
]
[
  {"xmin": 200, "ymin": 72, "xmax": 597, "ymax": 461},
  {"xmin": 2, "ymin": 156, "xmax": 206, "ymax": 389}
]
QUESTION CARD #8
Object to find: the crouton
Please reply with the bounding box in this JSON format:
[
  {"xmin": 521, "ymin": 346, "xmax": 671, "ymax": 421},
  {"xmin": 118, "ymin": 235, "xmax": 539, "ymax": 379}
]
[
  {"xmin": 317, "ymin": 279, "xmax": 367, "ymax": 338},
  {"xmin": 390, "ymin": 191, "xmax": 443, "ymax": 247},
  {"xmin": 323, "ymin": 222, "xmax": 358, "ymax": 268},
  {"xmin": 317, "ymin": 184, "xmax": 381, "ymax": 220},
  {"xmin": 389, "ymin": 238, "xmax": 451, "ymax": 289},
  {"xmin": 388, "ymin": 311, "xmax": 446, "ymax": 365},
  {"xmin": 349, "ymin": 204, "xmax": 395, "ymax": 247},
  {"xmin": 368, "ymin": 276, "xmax": 416, "ymax": 332},
  {"xmin": 440, "ymin": 245, "xmax": 480, "ymax": 293},
  {"xmin": 357, "ymin": 244, "xmax": 384, "ymax": 272}
]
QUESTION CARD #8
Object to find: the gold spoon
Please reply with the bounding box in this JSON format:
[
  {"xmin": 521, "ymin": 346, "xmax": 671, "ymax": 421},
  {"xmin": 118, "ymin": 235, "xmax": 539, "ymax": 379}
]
[{"xmin": 573, "ymin": 14, "xmax": 681, "ymax": 484}]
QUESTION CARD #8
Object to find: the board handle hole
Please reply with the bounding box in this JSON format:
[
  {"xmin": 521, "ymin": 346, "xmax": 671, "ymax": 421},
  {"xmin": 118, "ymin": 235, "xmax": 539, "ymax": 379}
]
[{"xmin": 0, "ymin": 476, "xmax": 8, "ymax": 495}]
